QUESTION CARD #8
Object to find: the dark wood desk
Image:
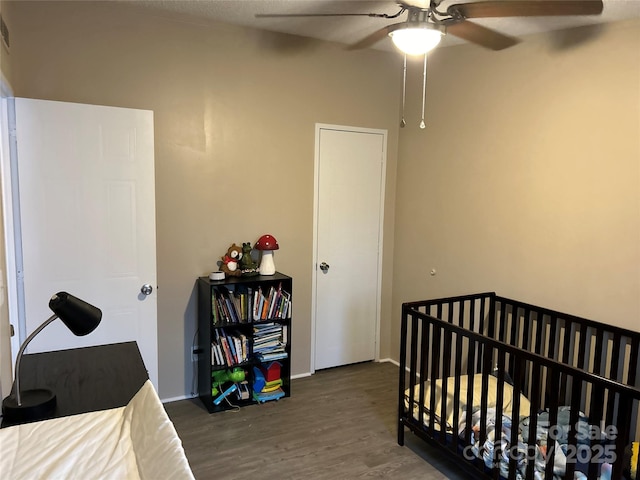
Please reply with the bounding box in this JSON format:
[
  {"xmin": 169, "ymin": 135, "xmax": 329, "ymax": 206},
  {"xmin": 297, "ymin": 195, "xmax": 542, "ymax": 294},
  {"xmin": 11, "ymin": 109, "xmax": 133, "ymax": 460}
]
[{"xmin": 1, "ymin": 341, "xmax": 149, "ymax": 427}]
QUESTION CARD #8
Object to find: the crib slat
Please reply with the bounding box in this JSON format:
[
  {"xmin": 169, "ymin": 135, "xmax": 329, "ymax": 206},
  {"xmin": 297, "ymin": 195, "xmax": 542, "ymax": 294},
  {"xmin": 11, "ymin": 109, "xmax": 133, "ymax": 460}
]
[
  {"xmin": 452, "ymin": 330, "xmax": 463, "ymax": 452},
  {"xmin": 492, "ymin": 349, "xmax": 506, "ymax": 480},
  {"xmin": 477, "ymin": 297, "xmax": 487, "ymax": 373},
  {"xmin": 612, "ymin": 394, "xmax": 633, "ymax": 480},
  {"xmin": 606, "ymin": 332, "xmax": 622, "ymax": 426},
  {"xmin": 418, "ymin": 316, "xmax": 430, "ymax": 435},
  {"xmin": 521, "ymin": 307, "xmax": 531, "ymax": 353},
  {"xmin": 398, "ymin": 308, "xmax": 409, "ymax": 446},
  {"xmin": 409, "ymin": 314, "xmax": 420, "ymax": 422},
  {"xmin": 577, "ymin": 322, "xmax": 589, "ymax": 373},
  {"xmin": 547, "ymin": 314, "xmax": 557, "ymax": 360},
  {"xmin": 628, "ymin": 336, "xmax": 639, "ymax": 387},
  {"xmin": 429, "ymin": 324, "xmax": 441, "ymax": 436},
  {"xmin": 534, "ymin": 310, "xmax": 544, "ymax": 355},
  {"xmin": 507, "ymin": 354, "xmax": 523, "ymax": 480},
  {"xmin": 524, "ymin": 363, "xmax": 541, "ymax": 480},
  {"xmin": 587, "ymin": 385, "xmax": 605, "ymax": 479},
  {"xmin": 479, "ymin": 346, "xmax": 491, "ymax": 455},
  {"xmin": 440, "ymin": 327, "xmax": 452, "ymax": 444},
  {"xmin": 498, "ymin": 300, "xmax": 507, "ymax": 342},
  {"xmin": 564, "ymin": 378, "xmax": 583, "ymax": 480},
  {"xmin": 593, "ymin": 327, "xmax": 604, "ymax": 375},
  {"xmin": 544, "ymin": 367, "xmax": 560, "ymax": 480},
  {"xmin": 559, "ymin": 320, "xmax": 572, "ymax": 404},
  {"xmin": 469, "ymin": 297, "xmax": 477, "ymax": 332},
  {"xmin": 465, "ymin": 340, "xmax": 476, "ymax": 447}
]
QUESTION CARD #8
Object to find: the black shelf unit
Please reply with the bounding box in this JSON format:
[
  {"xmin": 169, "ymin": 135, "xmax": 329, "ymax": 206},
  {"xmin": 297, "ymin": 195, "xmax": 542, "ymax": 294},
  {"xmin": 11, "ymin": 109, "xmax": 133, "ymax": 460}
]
[{"xmin": 197, "ymin": 272, "xmax": 292, "ymax": 413}]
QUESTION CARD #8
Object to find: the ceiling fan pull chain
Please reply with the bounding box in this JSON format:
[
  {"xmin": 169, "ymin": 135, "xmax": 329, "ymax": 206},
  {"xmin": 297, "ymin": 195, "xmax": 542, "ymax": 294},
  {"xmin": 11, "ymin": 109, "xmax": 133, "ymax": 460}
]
[
  {"xmin": 401, "ymin": 54, "xmax": 407, "ymax": 128},
  {"xmin": 420, "ymin": 53, "xmax": 427, "ymax": 129}
]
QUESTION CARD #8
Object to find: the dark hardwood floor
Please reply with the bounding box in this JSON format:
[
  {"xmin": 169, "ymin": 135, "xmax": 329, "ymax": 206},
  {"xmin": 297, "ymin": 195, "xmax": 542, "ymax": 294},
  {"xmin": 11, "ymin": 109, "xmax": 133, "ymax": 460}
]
[{"xmin": 164, "ymin": 361, "xmax": 470, "ymax": 479}]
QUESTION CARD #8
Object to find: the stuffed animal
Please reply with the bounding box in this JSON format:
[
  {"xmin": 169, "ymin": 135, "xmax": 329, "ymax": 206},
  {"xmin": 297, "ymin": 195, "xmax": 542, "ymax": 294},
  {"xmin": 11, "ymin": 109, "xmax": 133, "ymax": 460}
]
[
  {"xmin": 240, "ymin": 242, "xmax": 259, "ymax": 276},
  {"xmin": 220, "ymin": 243, "xmax": 243, "ymax": 277}
]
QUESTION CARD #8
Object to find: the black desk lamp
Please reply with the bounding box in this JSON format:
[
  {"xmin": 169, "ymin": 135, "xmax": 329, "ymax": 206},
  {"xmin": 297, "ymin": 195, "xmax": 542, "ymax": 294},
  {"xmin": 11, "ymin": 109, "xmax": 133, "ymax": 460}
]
[{"xmin": 1, "ymin": 292, "xmax": 102, "ymax": 423}]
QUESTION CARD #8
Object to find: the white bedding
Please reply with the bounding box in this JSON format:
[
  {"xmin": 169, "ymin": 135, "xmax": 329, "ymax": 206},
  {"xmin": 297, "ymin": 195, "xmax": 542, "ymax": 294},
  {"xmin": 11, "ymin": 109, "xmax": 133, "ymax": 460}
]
[{"xmin": 0, "ymin": 380, "xmax": 194, "ymax": 480}]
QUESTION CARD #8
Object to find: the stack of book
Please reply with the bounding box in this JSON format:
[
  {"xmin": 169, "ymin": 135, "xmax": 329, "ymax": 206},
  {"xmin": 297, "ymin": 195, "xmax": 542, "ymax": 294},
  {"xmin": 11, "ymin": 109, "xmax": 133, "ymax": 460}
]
[
  {"xmin": 252, "ymin": 323, "xmax": 287, "ymax": 362},
  {"xmin": 211, "ymin": 329, "xmax": 249, "ymax": 367}
]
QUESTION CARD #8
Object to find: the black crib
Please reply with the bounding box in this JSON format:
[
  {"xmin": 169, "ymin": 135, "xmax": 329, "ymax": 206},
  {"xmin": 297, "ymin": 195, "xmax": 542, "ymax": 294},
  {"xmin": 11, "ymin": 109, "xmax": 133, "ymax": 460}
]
[{"xmin": 399, "ymin": 292, "xmax": 640, "ymax": 480}]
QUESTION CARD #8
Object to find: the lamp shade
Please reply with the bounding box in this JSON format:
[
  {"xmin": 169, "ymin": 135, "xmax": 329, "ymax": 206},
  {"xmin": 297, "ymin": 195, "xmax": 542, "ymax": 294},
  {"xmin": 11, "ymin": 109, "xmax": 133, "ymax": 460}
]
[
  {"xmin": 389, "ymin": 25, "xmax": 443, "ymax": 56},
  {"xmin": 49, "ymin": 292, "xmax": 102, "ymax": 336}
]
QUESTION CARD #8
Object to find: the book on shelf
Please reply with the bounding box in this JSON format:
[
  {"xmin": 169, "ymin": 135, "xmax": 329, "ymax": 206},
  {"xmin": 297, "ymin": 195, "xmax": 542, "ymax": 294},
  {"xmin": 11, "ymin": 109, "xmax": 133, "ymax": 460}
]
[
  {"xmin": 256, "ymin": 351, "xmax": 288, "ymax": 362},
  {"xmin": 250, "ymin": 284, "xmax": 291, "ymax": 321},
  {"xmin": 211, "ymin": 329, "xmax": 249, "ymax": 367}
]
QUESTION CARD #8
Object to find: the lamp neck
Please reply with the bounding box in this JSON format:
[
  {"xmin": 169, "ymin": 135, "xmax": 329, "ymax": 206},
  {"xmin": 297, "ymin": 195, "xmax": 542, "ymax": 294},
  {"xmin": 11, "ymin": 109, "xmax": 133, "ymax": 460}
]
[{"xmin": 14, "ymin": 314, "xmax": 58, "ymax": 406}]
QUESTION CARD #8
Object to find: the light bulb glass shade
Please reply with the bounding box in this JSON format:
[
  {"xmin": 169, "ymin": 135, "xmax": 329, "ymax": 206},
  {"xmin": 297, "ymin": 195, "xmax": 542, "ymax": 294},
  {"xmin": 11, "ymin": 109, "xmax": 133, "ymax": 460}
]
[{"xmin": 389, "ymin": 25, "xmax": 443, "ymax": 56}]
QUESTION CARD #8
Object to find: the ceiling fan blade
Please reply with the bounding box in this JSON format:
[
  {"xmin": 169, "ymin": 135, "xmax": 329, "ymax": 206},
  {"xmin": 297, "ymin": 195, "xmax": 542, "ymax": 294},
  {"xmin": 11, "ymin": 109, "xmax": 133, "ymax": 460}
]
[
  {"xmin": 446, "ymin": 20, "xmax": 521, "ymax": 50},
  {"xmin": 448, "ymin": 1, "xmax": 603, "ymax": 19},
  {"xmin": 346, "ymin": 23, "xmax": 405, "ymax": 50},
  {"xmin": 256, "ymin": 12, "xmax": 386, "ymax": 18}
]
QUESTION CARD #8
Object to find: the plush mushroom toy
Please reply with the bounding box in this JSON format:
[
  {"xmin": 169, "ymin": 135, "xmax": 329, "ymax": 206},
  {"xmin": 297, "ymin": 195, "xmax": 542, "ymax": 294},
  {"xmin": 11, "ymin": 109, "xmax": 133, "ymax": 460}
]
[{"xmin": 255, "ymin": 234, "xmax": 279, "ymax": 276}]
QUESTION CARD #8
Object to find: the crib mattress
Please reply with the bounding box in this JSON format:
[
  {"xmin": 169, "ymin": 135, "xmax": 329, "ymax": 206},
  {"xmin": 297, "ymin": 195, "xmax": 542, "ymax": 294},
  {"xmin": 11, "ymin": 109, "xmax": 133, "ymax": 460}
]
[{"xmin": 404, "ymin": 374, "xmax": 532, "ymax": 432}]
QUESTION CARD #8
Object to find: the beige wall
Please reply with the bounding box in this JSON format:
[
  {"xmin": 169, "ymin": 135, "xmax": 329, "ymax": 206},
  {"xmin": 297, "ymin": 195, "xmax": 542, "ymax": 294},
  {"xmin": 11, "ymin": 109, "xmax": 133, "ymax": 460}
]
[
  {"xmin": 0, "ymin": 0, "xmax": 11, "ymax": 85},
  {"xmin": 5, "ymin": 1, "xmax": 400, "ymax": 399},
  {"xmin": 392, "ymin": 19, "xmax": 640, "ymax": 359}
]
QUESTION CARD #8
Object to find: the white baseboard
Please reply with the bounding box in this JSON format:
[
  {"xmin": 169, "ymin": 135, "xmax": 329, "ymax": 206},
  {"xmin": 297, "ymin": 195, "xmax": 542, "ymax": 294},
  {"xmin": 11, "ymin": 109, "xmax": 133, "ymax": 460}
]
[
  {"xmin": 378, "ymin": 357, "xmax": 399, "ymax": 366},
  {"xmin": 162, "ymin": 393, "xmax": 197, "ymax": 404},
  {"xmin": 291, "ymin": 371, "xmax": 312, "ymax": 380}
]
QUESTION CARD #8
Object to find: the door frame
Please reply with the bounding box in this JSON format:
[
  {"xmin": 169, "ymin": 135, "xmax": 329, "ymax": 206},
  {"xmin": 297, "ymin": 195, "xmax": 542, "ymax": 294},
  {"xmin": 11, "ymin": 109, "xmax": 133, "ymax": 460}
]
[
  {"xmin": 0, "ymin": 87, "xmax": 21, "ymax": 367},
  {"xmin": 310, "ymin": 123, "xmax": 387, "ymax": 374}
]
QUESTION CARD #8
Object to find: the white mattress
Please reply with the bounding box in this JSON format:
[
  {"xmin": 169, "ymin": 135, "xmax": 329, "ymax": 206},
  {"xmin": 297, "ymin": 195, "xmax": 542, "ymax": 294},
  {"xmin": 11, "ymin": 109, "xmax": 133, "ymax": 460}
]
[{"xmin": 0, "ymin": 380, "xmax": 194, "ymax": 480}]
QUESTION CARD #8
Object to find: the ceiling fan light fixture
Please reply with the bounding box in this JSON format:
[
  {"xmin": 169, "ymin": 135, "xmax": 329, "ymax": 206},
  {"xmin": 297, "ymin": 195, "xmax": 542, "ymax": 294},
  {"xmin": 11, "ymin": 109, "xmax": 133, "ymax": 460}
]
[{"xmin": 389, "ymin": 24, "xmax": 443, "ymax": 56}]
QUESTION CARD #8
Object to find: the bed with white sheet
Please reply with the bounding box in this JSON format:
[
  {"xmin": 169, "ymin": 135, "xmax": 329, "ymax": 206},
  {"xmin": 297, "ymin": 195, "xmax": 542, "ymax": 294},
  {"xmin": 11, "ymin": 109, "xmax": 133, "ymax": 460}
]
[
  {"xmin": 0, "ymin": 342, "xmax": 194, "ymax": 479},
  {"xmin": 0, "ymin": 379, "xmax": 194, "ymax": 480}
]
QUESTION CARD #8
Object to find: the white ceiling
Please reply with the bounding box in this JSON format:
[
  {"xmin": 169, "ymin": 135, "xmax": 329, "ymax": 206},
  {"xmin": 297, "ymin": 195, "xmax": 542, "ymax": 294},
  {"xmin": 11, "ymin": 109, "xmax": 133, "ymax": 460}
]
[{"xmin": 126, "ymin": 0, "xmax": 640, "ymax": 51}]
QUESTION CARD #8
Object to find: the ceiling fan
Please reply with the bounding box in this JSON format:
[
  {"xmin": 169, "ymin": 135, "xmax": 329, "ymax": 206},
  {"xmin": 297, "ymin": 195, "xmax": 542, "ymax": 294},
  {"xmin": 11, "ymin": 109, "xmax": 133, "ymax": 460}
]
[
  {"xmin": 258, "ymin": 1, "xmax": 604, "ymax": 128},
  {"xmin": 256, "ymin": 0, "xmax": 605, "ymax": 54}
]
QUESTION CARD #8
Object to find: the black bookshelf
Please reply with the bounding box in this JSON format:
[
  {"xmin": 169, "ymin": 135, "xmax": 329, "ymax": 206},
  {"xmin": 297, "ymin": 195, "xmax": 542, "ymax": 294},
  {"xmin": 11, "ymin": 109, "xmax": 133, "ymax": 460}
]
[{"xmin": 196, "ymin": 272, "xmax": 292, "ymax": 413}]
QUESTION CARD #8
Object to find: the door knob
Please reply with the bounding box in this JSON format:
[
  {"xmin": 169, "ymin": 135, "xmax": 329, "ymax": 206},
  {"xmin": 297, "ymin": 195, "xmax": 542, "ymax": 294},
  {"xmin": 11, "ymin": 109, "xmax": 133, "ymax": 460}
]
[
  {"xmin": 319, "ymin": 262, "xmax": 330, "ymax": 272},
  {"xmin": 140, "ymin": 284, "xmax": 153, "ymax": 295}
]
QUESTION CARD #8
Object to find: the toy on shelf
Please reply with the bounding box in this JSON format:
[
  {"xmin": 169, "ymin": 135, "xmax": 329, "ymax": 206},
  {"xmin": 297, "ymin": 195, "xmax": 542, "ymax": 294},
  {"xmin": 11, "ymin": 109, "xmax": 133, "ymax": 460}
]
[
  {"xmin": 213, "ymin": 383, "xmax": 237, "ymax": 405},
  {"xmin": 240, "ymin": 242, "xmax": 259, "ymax": 276},
  {"xmin": 252, "ymin": 362, "xmax": 285, "ymax": 403},
  {"xmin": 211, "ymin": 367, "xmax": 245, "ymax": 397},
  {"xmin": 255, "ymin": 234, "xmax": 279, "ymax": 276},
  {"xmin": 219, "ymin": 243, "xmax": 243, "ymax": 277}
]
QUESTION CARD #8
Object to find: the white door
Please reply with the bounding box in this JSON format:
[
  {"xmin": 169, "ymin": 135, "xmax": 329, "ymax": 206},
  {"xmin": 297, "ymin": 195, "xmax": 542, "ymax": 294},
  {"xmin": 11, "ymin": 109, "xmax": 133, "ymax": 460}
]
[
  {"xmin": 13, "ymin": 98, "xmax": 158, "ymax": 388},
  {"xmin": 313, "ymin": 124, "xmax": 386, "ymax": 371}
]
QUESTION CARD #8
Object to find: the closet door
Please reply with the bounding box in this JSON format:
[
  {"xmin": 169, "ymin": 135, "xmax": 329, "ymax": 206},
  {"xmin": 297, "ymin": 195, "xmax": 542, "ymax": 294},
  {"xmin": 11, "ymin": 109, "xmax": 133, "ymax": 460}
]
[{"xmin": 314, "ymin": 124, "xmax": 386, "ymax": 370}]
